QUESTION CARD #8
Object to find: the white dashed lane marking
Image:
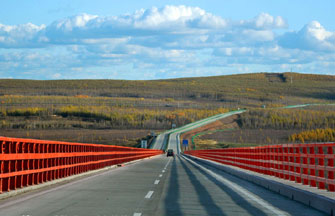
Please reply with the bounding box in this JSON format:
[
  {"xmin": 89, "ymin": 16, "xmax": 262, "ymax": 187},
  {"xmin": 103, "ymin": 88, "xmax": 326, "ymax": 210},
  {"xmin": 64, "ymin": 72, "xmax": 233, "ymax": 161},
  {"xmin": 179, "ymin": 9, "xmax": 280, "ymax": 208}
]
[{"xmin": 145, "ymin": 191, "xmax": 154, "ymax": 199}]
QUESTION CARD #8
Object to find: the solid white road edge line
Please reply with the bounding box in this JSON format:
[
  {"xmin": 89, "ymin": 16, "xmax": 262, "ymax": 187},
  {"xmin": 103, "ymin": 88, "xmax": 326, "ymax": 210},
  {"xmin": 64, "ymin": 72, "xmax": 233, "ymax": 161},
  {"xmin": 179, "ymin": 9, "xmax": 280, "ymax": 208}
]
[
  {"xmin": 181, "ymin": 155, "xmax": 289, "ymax": 216},
  {"xmin": 145, "ymin": 191, "xmax": 154, "ymax": 199}
]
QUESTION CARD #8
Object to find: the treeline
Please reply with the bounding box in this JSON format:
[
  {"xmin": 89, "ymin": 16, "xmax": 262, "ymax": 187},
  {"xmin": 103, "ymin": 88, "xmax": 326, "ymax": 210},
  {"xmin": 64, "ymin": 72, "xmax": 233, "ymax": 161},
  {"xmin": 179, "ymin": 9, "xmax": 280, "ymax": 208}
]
[
  {"xmin": 289, "ymin": 128, "xmax": 335, "ymax": 143},
  {"xmin": 0, "ymin": 106, "xmax": 228, "ymax": 130},
  {"xmin": 1, "ymin": 107, "xmax": 47, "ymax": 117},
  {"xmin": 240, "ymin": 109, "xmax": 335, "ymax": 130}
]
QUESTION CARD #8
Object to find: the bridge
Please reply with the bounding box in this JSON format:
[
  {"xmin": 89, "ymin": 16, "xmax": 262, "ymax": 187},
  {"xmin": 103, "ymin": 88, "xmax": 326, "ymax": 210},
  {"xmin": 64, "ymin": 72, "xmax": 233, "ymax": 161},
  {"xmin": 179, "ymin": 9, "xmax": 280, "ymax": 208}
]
[{"xmin": 1, "ymin": 110, "xmax": 335, "ymax": 216}]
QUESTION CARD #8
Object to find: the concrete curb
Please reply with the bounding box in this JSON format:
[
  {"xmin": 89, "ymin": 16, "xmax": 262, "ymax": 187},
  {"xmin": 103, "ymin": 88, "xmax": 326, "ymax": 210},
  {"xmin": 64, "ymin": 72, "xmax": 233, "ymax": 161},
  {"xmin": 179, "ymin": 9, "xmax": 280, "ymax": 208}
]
[
  {"xmin": 0, "ymin": 154, "xmax": 162, "ymax": 200},
  {"xmin": 183, "ymin": 154, "xmax": 335, "ymax": 216}
]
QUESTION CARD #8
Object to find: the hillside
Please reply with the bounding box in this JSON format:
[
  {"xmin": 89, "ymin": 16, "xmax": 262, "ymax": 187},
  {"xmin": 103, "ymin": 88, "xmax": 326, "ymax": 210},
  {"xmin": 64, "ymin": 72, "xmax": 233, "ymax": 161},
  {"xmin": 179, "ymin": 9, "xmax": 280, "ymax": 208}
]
[
  {"xmin": 1, "ymin": 72, "xmax": 335, "ymax": 108},
  {"xmin": 1, "ymin": 72, "xmax": 334, "ymax": 146}
]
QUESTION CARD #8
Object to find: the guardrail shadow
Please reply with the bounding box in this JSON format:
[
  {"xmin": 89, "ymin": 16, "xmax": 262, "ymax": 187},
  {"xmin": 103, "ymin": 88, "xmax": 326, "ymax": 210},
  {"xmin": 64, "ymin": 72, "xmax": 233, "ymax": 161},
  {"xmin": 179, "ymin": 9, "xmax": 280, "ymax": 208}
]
[
  {"xmin": 179, "ymin": 157, "xmax": 226, "ymax": 216},
  {"xmin": 164, "ymin": 157, "xmax": 182, "ymax": 215},
  {"xmin": 182, "ymin": 157, "xmax": 268, "ymax": 216},
  {"xmin": 183, "ymin": 156, "xmax": 326, "ymax": 215}
]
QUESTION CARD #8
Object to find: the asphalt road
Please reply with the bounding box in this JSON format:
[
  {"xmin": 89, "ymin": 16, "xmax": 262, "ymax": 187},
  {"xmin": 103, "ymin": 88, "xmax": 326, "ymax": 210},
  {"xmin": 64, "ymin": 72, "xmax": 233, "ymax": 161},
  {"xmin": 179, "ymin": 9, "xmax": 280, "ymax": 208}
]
[
  {"xmin": 0, "ymin": 154, "xmax": 325, "ymax": 216},
  {"xmin": 150, "ymin": 133, "xmax": 167, "ymax": 150},
  {"xmin": 152, "ymin": 110, "xmax": 246, "ymax": 153},
  {"xmin": 167, "ymin": 133, "xmax": 181, "ymax": 155}
]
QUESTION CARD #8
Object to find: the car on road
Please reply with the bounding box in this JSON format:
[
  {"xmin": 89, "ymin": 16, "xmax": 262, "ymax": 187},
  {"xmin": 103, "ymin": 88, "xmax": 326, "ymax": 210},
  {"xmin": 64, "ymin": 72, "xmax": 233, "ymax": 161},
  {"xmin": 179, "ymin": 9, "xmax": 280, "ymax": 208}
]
[{"xmin": 166, "ymin": 149, "xmax": 174, "ymax": 157}]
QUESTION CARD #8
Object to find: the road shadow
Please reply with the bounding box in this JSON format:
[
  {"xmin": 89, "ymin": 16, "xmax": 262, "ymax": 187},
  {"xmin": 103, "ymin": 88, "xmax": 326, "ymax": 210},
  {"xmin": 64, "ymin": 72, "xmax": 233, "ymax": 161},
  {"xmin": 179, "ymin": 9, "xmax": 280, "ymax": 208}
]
[
  {"xmin": 164, "ymin": 157, "xmax": 182, "ymax": 215},
  {"xmin": 184, "ymin": 157, "xmax": 326, "ymax": 215},
  {"xmin": 179, "ymin": 157, "xmax": 227, "ymax": 216},
  {"xmin": 183, "ymin": 157, "xmax": 268, "ymax": 216}
]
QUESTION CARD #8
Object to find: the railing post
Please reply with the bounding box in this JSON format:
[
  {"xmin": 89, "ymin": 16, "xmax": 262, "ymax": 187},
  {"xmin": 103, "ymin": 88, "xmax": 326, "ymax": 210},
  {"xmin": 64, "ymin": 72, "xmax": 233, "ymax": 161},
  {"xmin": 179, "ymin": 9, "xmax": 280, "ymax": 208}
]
[
  {"xmin": 309, "ymin": 145, "xmax": 317, "ymax": 187},
  {"xmin": 317, "ymin": 146, "xmax": 325, "ymax": 189},
  {"xmin": 289, "ymin": 146, "xmax": 295, "ymax": 181},
  {"xmin": 295, "ymin": 145, "xmax": 302, "ymax": 183},
  {"xmin": 327, "ymin": 146, "xmax": 335, "ymax": 192},
  {"xmin": 284, "ymin": 145, "xmax": 289, "ymax": 180}
]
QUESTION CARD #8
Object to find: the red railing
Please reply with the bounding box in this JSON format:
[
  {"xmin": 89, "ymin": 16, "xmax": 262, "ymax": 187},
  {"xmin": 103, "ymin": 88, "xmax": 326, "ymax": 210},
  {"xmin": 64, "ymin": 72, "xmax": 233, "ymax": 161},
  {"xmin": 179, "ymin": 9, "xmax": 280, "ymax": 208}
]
[
  {"xmin": 185, "ymin": 143, "xmax": 335, "ymax": 192},
  {"xmin": 0, "ymin": 137, "xmax": 162, "ymax": 194}
]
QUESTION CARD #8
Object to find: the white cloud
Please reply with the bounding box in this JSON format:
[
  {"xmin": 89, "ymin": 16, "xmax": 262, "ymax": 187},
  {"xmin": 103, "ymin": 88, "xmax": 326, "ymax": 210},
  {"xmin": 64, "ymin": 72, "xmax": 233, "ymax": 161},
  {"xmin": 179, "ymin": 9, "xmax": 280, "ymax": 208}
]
[
  {"xmin": 0, "ymin": 7, "xmax": 301, "ymax": 51},
  {"xmin": 52, "ymin": 73, "xmax": 61, "ymax": 79},
  {"xmin": 53, "ymin": 13, "xmax": 98, "ymax": 31},
  {"xmin": 213, "ymin": 47, "xmax": 254, "ymax": 57},
  {"xmin": 239, "ymin": 13, "xmax": 287, "ymax": 29},
  {"xmin": 279, "ymin": 21, "xmax": 335, "ymax": 52},
  {"xmin": 307, "ymin": 21, "xmax": 333, "ymax": 41},
  {"xmin": 211, "ymin": 44, "xmax": 331, "ymax": 67},
  {"xmin": 42, "ymin": 5, "xmax": 227, "ymax": 44},
  {"xmin": 131, "ymin": 5, "xmax": 227, "ymax": 29},
  {"xmin": 242, "ymin": 29, "xmax": 274, "ymax": 41},
  {"xmin": 0, "ymin": 23, "xmax": 45, "ymax": 47}
]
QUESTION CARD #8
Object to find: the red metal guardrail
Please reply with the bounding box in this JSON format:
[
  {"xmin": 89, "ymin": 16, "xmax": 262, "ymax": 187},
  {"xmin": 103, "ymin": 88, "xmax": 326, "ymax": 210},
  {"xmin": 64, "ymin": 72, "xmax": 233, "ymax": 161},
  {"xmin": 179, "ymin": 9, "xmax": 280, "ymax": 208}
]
[
  {"xmin": 0, "ymin": 137, "xmax": 163, "ymax": 194},
  {"xmin": 185, "ymin": 143, "xmax": 335, "ymax": 192}
]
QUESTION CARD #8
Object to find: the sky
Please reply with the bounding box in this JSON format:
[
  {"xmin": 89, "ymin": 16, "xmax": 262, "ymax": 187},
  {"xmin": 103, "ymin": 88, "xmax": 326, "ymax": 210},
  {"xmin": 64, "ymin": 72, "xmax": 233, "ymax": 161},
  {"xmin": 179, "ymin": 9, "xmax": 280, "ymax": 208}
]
[{"xmin": 0, "ymin": 0, "xmax": 334, "ymax": 80}]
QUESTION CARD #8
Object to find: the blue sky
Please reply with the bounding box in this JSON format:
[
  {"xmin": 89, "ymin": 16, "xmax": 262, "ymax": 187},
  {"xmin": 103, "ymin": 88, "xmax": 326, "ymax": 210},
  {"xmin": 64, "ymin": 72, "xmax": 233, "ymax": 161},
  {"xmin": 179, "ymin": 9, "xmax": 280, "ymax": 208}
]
[{"xmin": 0, "ymin": 0, "xmax": 334, "ymax": 80}]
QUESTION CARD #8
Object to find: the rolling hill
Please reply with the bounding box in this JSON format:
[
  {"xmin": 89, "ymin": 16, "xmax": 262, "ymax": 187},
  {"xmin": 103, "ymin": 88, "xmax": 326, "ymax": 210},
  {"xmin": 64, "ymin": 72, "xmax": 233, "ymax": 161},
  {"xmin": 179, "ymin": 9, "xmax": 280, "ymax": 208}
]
[{"xmin": 1, "ymin": 72, "xmax": 334, "ymax": 108}]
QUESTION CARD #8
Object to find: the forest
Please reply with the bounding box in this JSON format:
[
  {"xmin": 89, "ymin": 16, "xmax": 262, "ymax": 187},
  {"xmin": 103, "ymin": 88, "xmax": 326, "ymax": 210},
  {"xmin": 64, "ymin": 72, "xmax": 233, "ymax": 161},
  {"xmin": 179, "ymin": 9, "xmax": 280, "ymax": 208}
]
[
  {"xmin": 289, "ymin": 128, "xmax": 335, "ymax": 143},
  {"xmin": 237, "ymin": 105, "xmax": 335, "ymax": 144},
  {"xmin": 239, "ymin": 108, "xmax": 335, "ymax": 130}
]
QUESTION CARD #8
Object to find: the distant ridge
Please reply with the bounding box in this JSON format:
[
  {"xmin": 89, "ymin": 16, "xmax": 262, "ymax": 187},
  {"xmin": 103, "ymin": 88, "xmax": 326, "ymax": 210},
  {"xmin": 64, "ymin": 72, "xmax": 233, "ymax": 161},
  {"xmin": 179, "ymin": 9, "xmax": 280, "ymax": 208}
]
[{"xmin": 1, "ymin": 72, "xmax": 334, "ymax": 106}]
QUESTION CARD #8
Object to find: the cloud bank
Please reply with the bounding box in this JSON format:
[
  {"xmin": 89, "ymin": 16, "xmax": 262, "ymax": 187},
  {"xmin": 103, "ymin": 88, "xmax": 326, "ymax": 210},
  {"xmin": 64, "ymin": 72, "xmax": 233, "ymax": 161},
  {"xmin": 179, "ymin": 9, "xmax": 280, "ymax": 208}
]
[{"xmin": 0, "ymin": 5, "xmax": 334, "ymax": 79}]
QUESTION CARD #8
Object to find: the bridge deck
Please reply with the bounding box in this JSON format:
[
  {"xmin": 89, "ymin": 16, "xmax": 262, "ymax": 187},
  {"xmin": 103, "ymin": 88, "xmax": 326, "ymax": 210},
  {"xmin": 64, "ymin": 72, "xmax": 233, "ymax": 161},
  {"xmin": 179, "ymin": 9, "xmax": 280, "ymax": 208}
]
[{"xmin": 0, "ymin": 155, "xmax": 324, "ymax": 216}]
